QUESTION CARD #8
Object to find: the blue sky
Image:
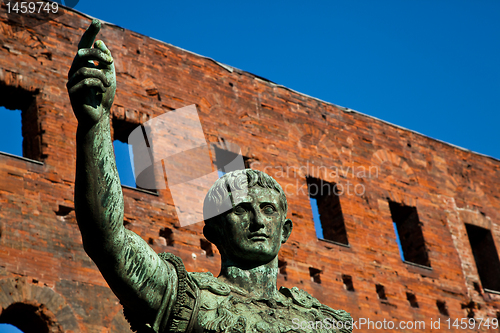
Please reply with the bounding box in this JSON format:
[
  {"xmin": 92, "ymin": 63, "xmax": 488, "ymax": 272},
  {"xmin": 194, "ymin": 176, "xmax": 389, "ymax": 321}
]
[
  {"xmin": 1, "ymin": 1, "xmax": 499, "ymax": 160},
  {"xmin": 67, "ymin": 0, "xmax": 498, "ymax": 160}
]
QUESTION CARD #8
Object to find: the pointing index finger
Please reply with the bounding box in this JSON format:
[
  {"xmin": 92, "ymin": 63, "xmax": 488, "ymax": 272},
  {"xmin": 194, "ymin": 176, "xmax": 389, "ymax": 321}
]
[{"xmin": 78, "ymin": 19, "xmax": 101, "ymax": 50}]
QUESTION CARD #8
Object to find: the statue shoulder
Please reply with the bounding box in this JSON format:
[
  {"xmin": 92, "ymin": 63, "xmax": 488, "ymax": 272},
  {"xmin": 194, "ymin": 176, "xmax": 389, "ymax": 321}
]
[
  {"xmin": 279, "ymin": 286, "xmax": 353, "ymax": 333},
  {"xmin": 318, "ymin": 304, "xmax": 353, "ymax": 332},
  {"xmin": 155, "ymin": 253, "xmax": 200, "ymax": 333},
  {"xmin": 279, "ymin": 286, "xmax": 321, "ymax": 308},
  {"xmin": 189, "ymin": 271, "xmax": 231, "ymax": 296}
]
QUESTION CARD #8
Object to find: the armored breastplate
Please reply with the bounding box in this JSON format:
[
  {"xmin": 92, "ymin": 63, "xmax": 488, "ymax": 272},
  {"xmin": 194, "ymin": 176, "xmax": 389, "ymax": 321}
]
[
  {"xmin": 122, "ymin": 254, "xmax": 352, "ymax": 333},
  {"xmin": 190, "ymin": 272, "xmax": 352, "ymax": 333}
]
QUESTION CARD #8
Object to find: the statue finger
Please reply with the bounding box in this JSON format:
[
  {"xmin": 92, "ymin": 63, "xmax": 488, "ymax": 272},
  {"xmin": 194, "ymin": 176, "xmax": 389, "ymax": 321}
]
[
  {"xmin": 68, "ymin": 78, "xmax": 106, "ymax": 95},
  {"xmin": 68, "ymin": 55, "xmax": 94, "ymax": 81},
  {"xmin": 94, "ymin": 40, "xmax": 112, "ymax": 56},
  {"xmin": 67, "ymin": 67, "xmax": 111, "ymax": 89},
  {"xmin": 76, "ymin": 48, "xmax": 114, "ymax": 65},
  {"xmin": 67, "ymin": 48, "xmax": 113, "ymax": 81},
  {"xmin": 78, "ymin": 19, "xmax": 101, "ymax": 50}
]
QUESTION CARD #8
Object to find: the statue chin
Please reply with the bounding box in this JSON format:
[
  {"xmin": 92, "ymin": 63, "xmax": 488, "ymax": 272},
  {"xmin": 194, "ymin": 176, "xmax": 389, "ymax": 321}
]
[{"xmin": 223, "ymin": 243, "xmax": 280, "ymax": 267}]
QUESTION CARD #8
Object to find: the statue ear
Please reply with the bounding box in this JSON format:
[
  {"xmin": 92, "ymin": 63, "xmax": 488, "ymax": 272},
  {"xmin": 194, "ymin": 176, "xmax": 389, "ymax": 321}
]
[{"xmin": 281, "ymin": 219, "xmax": 293, "ymax": 244}]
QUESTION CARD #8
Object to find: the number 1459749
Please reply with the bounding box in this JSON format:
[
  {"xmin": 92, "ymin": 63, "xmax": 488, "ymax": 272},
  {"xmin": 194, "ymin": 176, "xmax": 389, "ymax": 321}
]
[
  {"xmin": 446, "ymin": 318, "xmax": 499, "ymax": 330},
  {"xmin": 7, "ymin": 1, "xmax": 59, "ymax": 14}
]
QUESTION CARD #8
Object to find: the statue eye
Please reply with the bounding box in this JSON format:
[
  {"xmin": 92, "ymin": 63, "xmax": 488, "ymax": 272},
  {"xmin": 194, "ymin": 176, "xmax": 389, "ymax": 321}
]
[
  {"xmin": 234, "ymin": 206, "xmax": 246, "ymax": 215},
  {"xmin": 263, "ymin": 205, "xmax": 277, "ymax": 214}
]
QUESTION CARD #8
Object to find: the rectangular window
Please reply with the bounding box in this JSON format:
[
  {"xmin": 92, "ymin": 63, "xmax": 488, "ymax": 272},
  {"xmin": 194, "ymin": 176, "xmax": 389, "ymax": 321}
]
[
  {"xmin": 307, "ymin": 176, "xmax": 348, "ymax": 245},
  {"xmin": 216, "ymin": 156, "xmax": 252, "ymax": 178},
  {"xmin": 465, "ymin": 224, "xmax": 500, "ymax": 292},
  {"xmin": 113, "ymin": 118, "xmax": 156, "ymax": 192},
  {"xmin": 393, "ymin": 222, "xmax": 406, "ymax": 261},
  {"xmin": 0, "ymin": 85, "xmax": 41, "ymax": 161},
  {"xmin": 389, "ymin": 201, "xmax": 430, "ymax": 267},
  {"xmin": 0, "ymin": 106, "xmax": 22, "ymax": 156},
  {"xmin": 113, "ymin": 140, "xmax": 137, "ymax": 188},
  {"xmin": 212, "ymin": 145, "xmax": 247, "ymax": 176}
]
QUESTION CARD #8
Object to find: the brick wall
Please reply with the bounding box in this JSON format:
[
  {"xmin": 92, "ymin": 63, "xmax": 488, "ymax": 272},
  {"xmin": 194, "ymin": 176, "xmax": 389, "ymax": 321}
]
[{"xmin": 0, "ymin": 4, "xmax": 499, "ymax": 332}]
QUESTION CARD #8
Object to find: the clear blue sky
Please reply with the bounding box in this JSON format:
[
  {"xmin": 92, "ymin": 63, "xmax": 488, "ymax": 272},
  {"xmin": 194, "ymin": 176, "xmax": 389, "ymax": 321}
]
[
  {"xmin": 1, "ymin": 1, "xmax": 499, "ymax": 161},
  {"xmin": 71, "ymin": 0, "xmax": 499, "ymax": 160}
]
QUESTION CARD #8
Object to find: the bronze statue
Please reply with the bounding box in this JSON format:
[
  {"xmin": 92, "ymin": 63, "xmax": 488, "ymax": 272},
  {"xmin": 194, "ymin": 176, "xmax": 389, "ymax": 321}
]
[{"xmin": 67, "ymin": 19, "xmax": 353, "ymax": 333}]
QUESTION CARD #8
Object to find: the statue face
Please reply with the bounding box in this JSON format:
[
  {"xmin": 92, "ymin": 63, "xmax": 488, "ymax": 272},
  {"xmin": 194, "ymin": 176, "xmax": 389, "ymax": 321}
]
[{"xmin": 218, "ymin": 186, "xmax": 292, "ymax": 265}]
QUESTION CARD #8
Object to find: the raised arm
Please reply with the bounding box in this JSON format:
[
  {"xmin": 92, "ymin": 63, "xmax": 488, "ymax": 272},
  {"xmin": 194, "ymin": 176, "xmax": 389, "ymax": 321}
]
[{"xmin": 67, "ymin": 20, "xmax": 173, "ymax": 324}]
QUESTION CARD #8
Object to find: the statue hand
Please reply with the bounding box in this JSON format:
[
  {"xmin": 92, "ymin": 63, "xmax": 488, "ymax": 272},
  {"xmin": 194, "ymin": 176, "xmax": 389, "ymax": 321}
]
[{"xmin": 67, "ymin": 19, "xmax": 116, "ymax": 126}]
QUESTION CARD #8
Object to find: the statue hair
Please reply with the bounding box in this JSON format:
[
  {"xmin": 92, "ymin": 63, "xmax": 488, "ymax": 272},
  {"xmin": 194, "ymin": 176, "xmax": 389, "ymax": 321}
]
[{"xmin": 203, "ymin": 169, "xmax": 287, "ymax": 246}]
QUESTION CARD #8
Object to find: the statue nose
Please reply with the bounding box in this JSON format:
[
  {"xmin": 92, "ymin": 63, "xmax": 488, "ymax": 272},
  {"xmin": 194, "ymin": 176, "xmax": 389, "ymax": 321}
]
[{"xmin": 250, "ymin": 210, "xmax": 266, "ymax": 229}]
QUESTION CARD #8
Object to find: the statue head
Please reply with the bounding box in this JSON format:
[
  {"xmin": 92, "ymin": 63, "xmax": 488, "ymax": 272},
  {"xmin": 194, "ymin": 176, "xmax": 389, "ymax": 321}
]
[{"xmin": 203, "ymin": 169, "xmax": 292, "ymax": 266}]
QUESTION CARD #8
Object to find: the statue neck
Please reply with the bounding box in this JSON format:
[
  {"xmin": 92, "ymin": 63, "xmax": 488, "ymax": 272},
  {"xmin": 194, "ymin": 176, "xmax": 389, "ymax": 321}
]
[{"xmin": 218, "ymin": 256, "xmax": 279, "ymax": 300}]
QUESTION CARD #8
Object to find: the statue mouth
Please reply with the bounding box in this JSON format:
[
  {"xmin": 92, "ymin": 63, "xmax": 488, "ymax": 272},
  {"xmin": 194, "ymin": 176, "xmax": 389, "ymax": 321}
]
[{"xmin": 249, "ymin": 233, "xmax": 268, "ymax": 240}]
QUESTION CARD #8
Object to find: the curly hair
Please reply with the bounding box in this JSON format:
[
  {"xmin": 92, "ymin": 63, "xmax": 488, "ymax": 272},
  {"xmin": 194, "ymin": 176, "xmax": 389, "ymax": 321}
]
[{"xmin": 202, "ymin": 169, "xmax": 287, "ymax": 246}]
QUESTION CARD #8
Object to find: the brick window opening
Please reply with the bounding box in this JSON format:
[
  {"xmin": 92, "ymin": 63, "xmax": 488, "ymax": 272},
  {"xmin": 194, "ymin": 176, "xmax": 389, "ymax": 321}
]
[
  {"xmin": 436, "ymin": 300, "xmax": 449, "ymax": 316},
  {"xmin": 406, "ymin": 292, "xmax": 419, "ymax": 308},
  {"xmin": 278, "ymin": 259, "xmax": 287, "ymax": 281},
  {"xmin": 212, "ymin": 144, "xmax": 248, "ymax": 178},
  {"xmin": 342, "ymin": 274, "xmax": 355, "ymax": 292},
  {"xmin": 159, "ymin": 228, "xmax": 174, "ymax": 246},
  {"xmin": 465, "ymin": 224, "xmax": 500, "ymax": 292},
  {"xmin": 0, "ymin": 107, "xmax": 22, "ymax": 157},
  {"xmin": 309, "ymin": 267, "xmax": 322, "ymax": 284},
  {"xmin": 0, "ymin": 85, "xmax": 41, "ymax": 161},
  {"xmin": 113, "ymin": 119, "xmax": 140, "ymax": 188},
  {"xmin": 376, "ymin": 284, "xmax": 387, "ymax": 300},
  {"xmin": 113, "ymin": 119, "xmax": 156, "ymax": 191},
  {"xmin": 113, "ymin": 140, "xmax": 136, "ymax": 188},
  {"xmin": 307, "ymin": 177, "xmax": 348, "ymax": 245},
  {"xmin": 200, "ymin": 239, "xmax": 214, "ymax": 257},
  {"xmin": 389, "ymin": 201, "xmax": 430, "ymax": 267},
  {"xmin": 0, "ymin": 302, "xmax": 51, "ymax": 333}
]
